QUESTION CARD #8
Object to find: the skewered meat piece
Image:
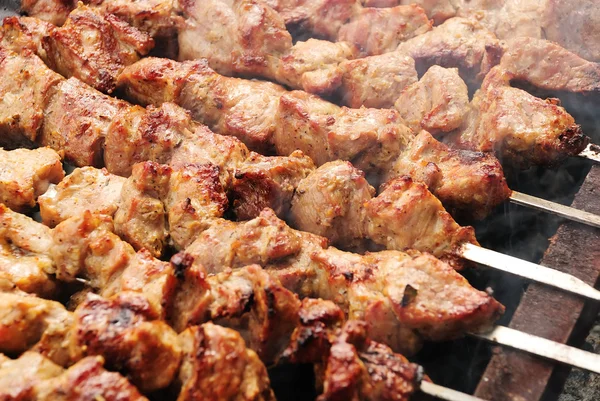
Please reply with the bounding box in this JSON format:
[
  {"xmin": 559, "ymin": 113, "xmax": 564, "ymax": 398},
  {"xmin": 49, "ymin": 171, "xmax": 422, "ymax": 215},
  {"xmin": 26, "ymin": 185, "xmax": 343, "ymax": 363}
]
[
  {"xmin": 0, "ymin": 204, "xmax": 57, "ymax": 297},
  {"xmin": 0, "ymin": 147, "xmax": 64, "ymax": 212},
  {"xmin": 182, "ymin": 208, "xmax": 503, "ymax": 355},
  {"xmin": 0, "ymin": 352, "xmax": 149, "ymax": 401},
  {"xmin": 39, "ymin": 167, "xmax": 126, "ymax": 227},
  {"xmin": 0, "ymin": 290, "xmax": 278, "ymax": 398},
  {"xmin": 21, "ymin": 0, "xmax": 76, "ymax": 25},
  {"xmin": 447, "ymin": 66, "xmax": 588, "ymax": 168},
  {"xmin": 1, "ymin": 6, "xmax": 154, "ymax": 93},
  {"xmin": 394, "ymin": 66, "xmax": 469, "ymax": 135}
]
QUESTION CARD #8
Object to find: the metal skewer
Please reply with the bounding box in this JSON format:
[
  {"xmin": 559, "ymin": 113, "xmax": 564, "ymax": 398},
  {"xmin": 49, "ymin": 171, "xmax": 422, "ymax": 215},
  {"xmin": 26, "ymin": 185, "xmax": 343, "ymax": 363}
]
[
  {"xmin": 470, "ymin": 325, "xmax": 600, "ymax": 375},
  {"xmin": 420, "ymin": 382, "xmax": 487, "ymax": 401},
  {"xmin": 579, "ymin": 143, "xmax": 600, "ymax": 164},
  {"xmin": 459, "ymin": 243, "xmax": 600, "ymax": 302},
  {"xmin": 510, "ymin": 191, "xmax": 600, "ymax": 229}
]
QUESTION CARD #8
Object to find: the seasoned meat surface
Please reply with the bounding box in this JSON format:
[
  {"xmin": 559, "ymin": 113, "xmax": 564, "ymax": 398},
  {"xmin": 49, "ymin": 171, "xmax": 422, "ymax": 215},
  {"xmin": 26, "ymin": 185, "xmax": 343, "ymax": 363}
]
[
  {"xmin": 21, "ymin": 0, "xmax": 76, "ymax": 25},
  {"xmin": 232, "ymin": 150, "xmax": 316, "ymax": 220},
  {"xmin": 177, "ymin": 323, "xmax": 276, "ymax": 401},
  {"xmin": 0, "ymin": 205, "xmax": 57, "ymax": 297},
  {"xmin": 0, "ymin": 16, "xmax": 53, "ymax": 59},
  {"xmin": 42, "ymin": 5, "xmax": 154, "ymax": 93},
  {"xmin": 0, "ymin": 49, "xmax": 63, "ymax": 148},
  {"xmin": 338, "ymin": 4, "xmax": 432, "ymax": 56},
  {"xmin": 338, "ymin": 51, "xmax": 418, "ymax": 108},
  {"xmin": 394, "ymin": 66, "xmax": 469, "ymax": 135},
  {"xmin": 0, "ymin": 147, "xmax": 64, "ymax": 212},
  {"xmin": 38, "ymin": 167, "xmax": 126, "ymax": 227}
]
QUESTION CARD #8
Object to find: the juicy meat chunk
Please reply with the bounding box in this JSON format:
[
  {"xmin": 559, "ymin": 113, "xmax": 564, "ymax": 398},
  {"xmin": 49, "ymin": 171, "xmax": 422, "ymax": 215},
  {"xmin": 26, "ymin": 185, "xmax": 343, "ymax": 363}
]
[
  {"xmin": 43, "ymin": 5, "xmax": 154, "ymax": 93},
  {"xmin": 338, "ymin": 4, "xmax": 432, "ymax": 56},
  {"xmin": 177, "ymin": 323, "xmax": 276, "ymax": 401},
  {"xmin": 178, "ymin": 0, "xmax": 292, "ymax": 79},
  {"xmin": 449, "ymin": 66, "xmax": 589, "ymax": 168},
  {"xmin": 499, "ymin": 37, "xmax": 600, "ymax": 94},
  {"xmin": 0, "ymin": 16, "xmax": 53, "ymax": 59},
  {"xmin": 41, "ymin": 77, "xmax": 129, "ymax": 166},
  {"xmin": 0, "ymin": 351, "xmax": 64, "ymax": 400},
  {"xmin": 0, "ymin": 147, "xmax": 64, "ymax": 212},
  {"xmin": 397, "ymin": 17, "xmax": 504, "ymax": 84},
  {"xmin": 184, "ymin": 209, "xmax": 302, "ymax": 275},
  {"xmin": 390, "ymin": 131, "xmax": 511, "ymax": 219},
  {"xmin": 21, "ymin": 0, "xmax": 76, "ymax": 25},
  {"xmin": 274, "ymin": 90, "xmax": 414, "ymax": 175},
  {"xmin": 276, "ymin": 39, "xmax": 358, "ymax": 96},
  {"xmin": 38, "ymin": 167, "xmax": 126, "ymax": 227},
  {"xmin": 0, "ymin": 204, "xmax": 57, "ymax": 297},
  {"xmin": 114, "ymin": 162, "xmax": 171, "ymax": 257},
  {"xmin": 317, "ymin": 321, "xmax": 421, "ymax": 401},
  {"xmin": 73, "ymin": 292, "xmax": 182, "ymax": 392},
  {"xmin": 165, "ymin": 163, "xmax": 229, "ymax": 250},
  {"xmin": 394, "ymin": 66, "xmax": 469, "ymax": 134},
  {"xmin": 365, "ymin": 176, "xmax": 478, "ymax": 267},
  {"xmin": 232, "ymin": 150, "xmax": 316, "ymax": 220},
  {"xmin": 0, "ymin": 49, "xmax": 63, "ymax": 147},
  {"xmin": 338, "ymin": 51, "xmax": 418, "ymax": 108},
  {"xmin": 289, "ymin": 161, "xmax": 374, "ymax": 247}
]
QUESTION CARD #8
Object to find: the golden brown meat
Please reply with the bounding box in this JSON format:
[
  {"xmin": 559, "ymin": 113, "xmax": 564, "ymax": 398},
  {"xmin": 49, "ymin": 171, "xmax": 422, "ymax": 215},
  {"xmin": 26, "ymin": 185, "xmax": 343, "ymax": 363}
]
[
  {"xmin": 0, "ymin": 15, "xmax": 53, "ymax": 59},
  {"xmin": 21, "ymin": 0, "xmax": 76, "ymax": 25},
  {"xmin": 0, "ymin": 352, "xmax": 149, "ymax": 401},
  {"xmin": 337, "ymin": 4, "xmax": 432, "ymax": 56},
  {"xmin": 338, "ymin": 51, "xmax": 418, "ymax": 108},
  {"xmin": 182, "ymin": 209, "xmax": 503, "ymax": 356},
  {"xmin": 394, "ymin": 66, "xmax": 469, "ymax": 135},
  {"xmin": 0, "ymin": 147, "xmax": 64, "ymax": 212},
  {"xmin": 232, "ymin": 150, "xmax": 316, "ymax": 220},
  {"xmin": 114, "ymin": 162, "xmax": 171, "ymax": 257},
  {"xmin": 0, "ymin": 49, "xmax": 63, "ymax": 148},
  {"xmin": 276, "ymin": 38, "xmax": 358, "ymax": 96},
  {"xmin": 396, "ymin": 17, "xmax": 504, "ymax": 83},
  {"xmin": 38, "ymin": 167, "xmax": 126, "ymax": 227},
  {"xmin": 0, "ymin": 204, "xmax": 57, "ymax": 297},
  {"xmin": 176, "ymin": 323, "xmax": 276, "ymax": 401},
  {"xmin": 389, "ymin": 131, "xmax": 511, "ymax": 219},
  {"xmin": 448, "ymin": 66, "xmax": 589, "ymax": 168},
  {"xmin": 43, "ymin": 5, "xmax": 154, "ymax": 93}
]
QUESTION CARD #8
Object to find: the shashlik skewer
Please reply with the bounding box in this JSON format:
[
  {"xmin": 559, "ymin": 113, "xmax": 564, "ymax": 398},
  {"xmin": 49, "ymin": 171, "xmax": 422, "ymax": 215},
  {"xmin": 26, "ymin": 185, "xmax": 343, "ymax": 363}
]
[{"xmin": 0, "ymin": 44, "xmax": 594, "ymax": 301}]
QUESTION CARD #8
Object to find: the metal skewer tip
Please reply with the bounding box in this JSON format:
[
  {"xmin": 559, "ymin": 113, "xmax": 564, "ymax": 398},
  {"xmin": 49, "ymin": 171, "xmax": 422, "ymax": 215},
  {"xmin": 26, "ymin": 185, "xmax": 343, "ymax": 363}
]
[
  {"xmin": 578, "ymin": 143, "xmax": 600, "ymax": 164},
  {"xmin": 420, "ymin": 381, "xmax": 488, "ymax": 401},
  {"xmin": 510, "ymin": 191, "xmax": 600, "ymax": 229},
  {"xmin": 458, "ymin": 243, "xmax": 600, "ymax": 302},
  {"xmin": 470, "ymin": 326, "xmax": 600, "ymax": 375}
]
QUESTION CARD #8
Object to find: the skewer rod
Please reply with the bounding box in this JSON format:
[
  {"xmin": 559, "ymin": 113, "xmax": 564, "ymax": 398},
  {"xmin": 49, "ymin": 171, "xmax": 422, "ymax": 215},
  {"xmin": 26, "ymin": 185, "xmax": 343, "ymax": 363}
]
[
  {"xmin": 510, "ymin": 191, "xmax": 600, "ymax": 229},
  {"xmin": 470, "ymin": 326, "xmax": 600, "ymax": 375},
  {"xmin": 578, "ymin": 143, "xmax": 600, "ymax": 164},
  {"xmin": 459, "ymin": 243, "xmax": 600, "ymax": 302},
  {"xmin": 420, "ymin": 381, "xmax": 488, "ymax": 401}
]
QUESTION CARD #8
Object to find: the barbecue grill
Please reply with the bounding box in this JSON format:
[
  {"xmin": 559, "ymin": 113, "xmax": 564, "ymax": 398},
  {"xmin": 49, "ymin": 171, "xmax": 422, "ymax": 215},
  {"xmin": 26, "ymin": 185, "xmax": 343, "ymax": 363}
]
[{"xmin": 1, "ymin": 0, "xmax": 600, "ymax": 400}]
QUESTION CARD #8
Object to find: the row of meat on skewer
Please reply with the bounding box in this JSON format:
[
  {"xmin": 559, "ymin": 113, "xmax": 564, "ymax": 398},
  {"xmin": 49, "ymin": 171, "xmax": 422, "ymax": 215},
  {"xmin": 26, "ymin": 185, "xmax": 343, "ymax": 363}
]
[{"xmin": 1, "ymin": 0, "xmax": 600, "ymax": 399}]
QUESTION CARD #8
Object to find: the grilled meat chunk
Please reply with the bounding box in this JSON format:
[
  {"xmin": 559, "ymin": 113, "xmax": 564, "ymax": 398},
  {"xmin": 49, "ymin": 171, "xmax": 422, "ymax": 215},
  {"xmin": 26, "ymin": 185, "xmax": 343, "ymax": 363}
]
[
  {"xmin": 21, "ymin": 0, "xmax": 76, "ymax": 25},
  {"xmin": 289, "ymin": 161, "xmax": 374, "ymax": 248},
  {"xmin": 338, "ymin": 51, "xmax": 418, "ymax": 109},
  {"xmin": 397, "ymin": 17, "xmax": 504, "ymax": 84},
  {"xmin": 0, "ymin": 204, "xmax": 57, "ymax": 297},
  {"xmin": 448, "ymin": 66, "xmax": 589, "ymax": 168},
  {"xmin": 0, "ymin": 147, "xmax": 64, "ymax": 212},
  {"xmin": 499, "ymin": 37, "xmax": 600, "ymax": 94},
  {"xmin": 39, "ymin": 167, "xmax": 126, "ymax": 227},
  {"xmin": 338, "ymin": 4, "xmax": 432, "ymax": 56},
  {"xmin": 0, "ymin": 49, "xmax": 63, "ymax": 148},
  {"xmin": 0, "ymin": 352, "xmax": 149, "ymax": 401},
  {"xmin": 232, "ymin": 150, "xmax": 316, "ymax": 220},
  {"xmin": 114, "ymin": 162, "xmax": 170, "ymax": 257},
  {"xmin": 0, "ymin": 16, "xmax": 53, "ymax": 59},
  {"xmin": 41, "ymin": 77, "xmax": 129, "ymax": 166},
  {"xmin": 390, "ymin": 131, "xmax": 510, "ymax": 219},
  {"xmin": 43, "ymin": 5, "xmax": 154, "ymax": 93},
  {"xmin": 394, "ymin": 66, "xmax": 469, "ymax": 135},
  {"xmin": 176, "ymin": 323, "xmax": 276, "ymax": 401},
  {"xmin": 276, "ymin": 38, "xmax": 358, "ymax": 96}
]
